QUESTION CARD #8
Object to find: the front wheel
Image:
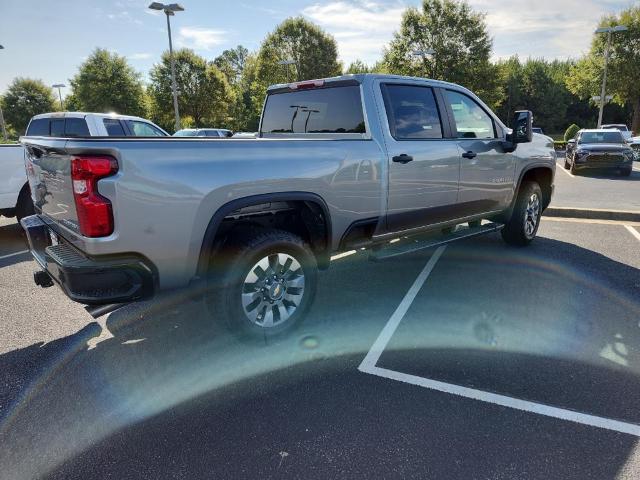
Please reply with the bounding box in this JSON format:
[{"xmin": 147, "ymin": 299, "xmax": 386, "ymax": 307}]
[
  {"xmin": 207, "ymin": 229, "xmax": 318, "ymax": 339},
  {"xmin": 563, "ymin": 155, "xmax": 570, "ymax": 170},
  {"xmin": 501, "ymin": 181, "xmax": 543, "ymax": 246},
  {"xmin": 620, "ymin": 168, "xmax": 632, "ymax": 177}
]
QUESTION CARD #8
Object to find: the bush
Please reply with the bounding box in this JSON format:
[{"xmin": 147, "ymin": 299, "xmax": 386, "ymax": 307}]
[
  {"xmin": 564, "ymin": 124, "xmax": 580, "ymax": 141},
  {"xmin": 553, "ymin": 141, "xmax": 567, "ymax": 151}
]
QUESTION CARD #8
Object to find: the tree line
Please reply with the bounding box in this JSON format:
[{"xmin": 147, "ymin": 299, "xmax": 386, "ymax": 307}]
[{"xmin": 2, "ymin": 0, "xmax": 639, "ymax": 138}]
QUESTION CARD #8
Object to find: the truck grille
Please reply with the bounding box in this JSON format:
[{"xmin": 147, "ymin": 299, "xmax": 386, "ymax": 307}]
[{"xmin": 586, "ymin": 153, "xmax": 624, "ymax": 167}]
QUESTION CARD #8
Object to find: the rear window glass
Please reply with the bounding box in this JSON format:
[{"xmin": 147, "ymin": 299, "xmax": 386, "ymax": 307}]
[
  {"xmin": 261, "ymin": 85, "xmax": 366, "ymax": 134},
  {"xmin": 103, "ymin": 118, "xmax": 126, "ymax": 136},
  {"xmin": 50, "ymin": 119, "xmax": 65, "ymax": 137},
  {"xmin": 26, "ymin": 118, "xmax": 49, "ymax": 136},
  {"xmin": 65, "ymin": 118, "xmax": 90, "ymax": 137}
]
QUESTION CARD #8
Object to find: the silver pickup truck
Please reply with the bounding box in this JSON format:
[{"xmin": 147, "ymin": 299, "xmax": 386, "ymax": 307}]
[{"xmin": 20, "ymin": 74, "xmax": 555, "ymax": 336}]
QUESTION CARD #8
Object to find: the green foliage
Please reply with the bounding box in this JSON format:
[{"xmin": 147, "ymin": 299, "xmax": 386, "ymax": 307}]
[
  {"xmin": 382, "ymin": 0, "xmax": 499, "ymax": 106},
  {"xmin": 566, "ymin": 6, "xmax": 640, "ymax": 132},
  {"xmin": 494, "ymin": 57, "xmax": 595, "ymax": 133},
  {"xmin": 214, "ymin": 45, "xmax": 249, "ymax": 86},
  {"xmin": 148, "ymin": 48, "xmax": 234, "ymax": 132},
  {"xmin": 256, "ymin": 17, "xmax": 342, "ymax": 84},
  {"xmin": 345, "ymin": 60, "xmax": 372, "ymax": 74},
  {"xmin": 1, "ymin": 78, "xmax": 57, "ymax": 135},
  {"xmin": 68, "ymin": 48, "xmax": 146, "ymax": 116},
  {"xmin": 564, "ymin": 123, "xmax": 580, "ymax": 141}
]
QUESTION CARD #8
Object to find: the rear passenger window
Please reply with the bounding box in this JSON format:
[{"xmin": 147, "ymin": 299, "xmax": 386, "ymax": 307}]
[
  {"xmin": 50, "ymin": 119, "xmax": 65, "ymax": 137},
  {"xmin": 260, "ymin": 85, "xmax": 366, "ymax": 134},
  {"xmin": 103, "ymin": 118, "xmax": 126, "ymax": 136},
  {"xmin": 26, "ymin": 118, "xmax": 49, "ymax": 136},
  {"xmin": 382, "ymin": 85, "xmax": 443, "ymax": 139},
  {"xmin": 445, "ymin": 90, "xmax": 495, "ymax": 139},
  {"xmin": 65, "ymin": 118, "xmax": 90, "ymax": 137}
]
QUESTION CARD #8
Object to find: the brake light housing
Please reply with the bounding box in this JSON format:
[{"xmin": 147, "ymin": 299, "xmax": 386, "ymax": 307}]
[
  {"xmin": 289, "ymin": 80, "xmax": 324, "ymax": 90},
  {"xmin": 71, "ymin": 155, "xmax": 118, "ymax": 237}
]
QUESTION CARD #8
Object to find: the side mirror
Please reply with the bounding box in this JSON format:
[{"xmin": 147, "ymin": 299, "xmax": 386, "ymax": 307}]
[{"xmin": 512, "ymin": 110, "xmax": 533, "ymax": 143}]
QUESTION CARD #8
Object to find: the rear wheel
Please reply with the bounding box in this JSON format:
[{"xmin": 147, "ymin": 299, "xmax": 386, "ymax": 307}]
[
  {"xmin": 620, "ymin": 167, "xmax": 632, "ymax": 177},
  {"xmin": 569, "ymin": 158, "xmax": 578, "ymax": 175},
  {"xmin": 15, "ymin": 184, "xmax": 35, "ymax": 222},
  {"xmin": 207, "ymin": 229, "xmax": 317, "ymax": 339},
  {"xmin": 501, "ymin": 181, "xmax": 542, "ymax": 246},
  {"xmin": 563, "ymin": 155, "xmax": 570, "ymax": 169}
]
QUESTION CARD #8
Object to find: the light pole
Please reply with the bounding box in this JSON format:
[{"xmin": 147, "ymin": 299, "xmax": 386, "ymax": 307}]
[
  {"xmin": 149, "ymin": 2, "xmax": 184, "ymax": 132},
  {"xmin": 594, "ymin": 25, "xmax": 627, "ymax": 128},
  {"xmin": 412, "ymin": 49, "xmax": 435, "ymax": 78},
  {"xmin": 0, "ymin": 44, "xmax": 7, "ymax": 141},
  {"xmin": 278, "ymin": 59, "xmax": 296, "ymax": 83},
  {"xmin": 52, "ymin": 83, "xmax": 66, "ymax": 110}
]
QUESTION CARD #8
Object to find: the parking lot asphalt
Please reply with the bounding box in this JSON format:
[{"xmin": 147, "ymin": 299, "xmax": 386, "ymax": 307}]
[
  {"xmin": 1, "ymin": 214, "xmax": 640, "ymax": 479},
  {"xmin": 551, "ymin": 155, "xmax": 640, "ymax": 211}
]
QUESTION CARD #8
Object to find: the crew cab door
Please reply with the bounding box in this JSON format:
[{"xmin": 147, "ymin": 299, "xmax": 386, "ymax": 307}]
[
  {"xmin": 442, "ymin": 89, "xmax": 515, "ymax": 214},
  {"xmin": 379, "ymin": 82, "xmax": 461, "ymax": 232}
]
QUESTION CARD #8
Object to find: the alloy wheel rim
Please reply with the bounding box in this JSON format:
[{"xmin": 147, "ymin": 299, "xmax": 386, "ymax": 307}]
[
  {"xmin": 241, "ymin": 253, "xmax": 305, "ymax": 328},
  {"xmin": 524, "ymin": 193, "xmax": 540, "ymax": 238}
]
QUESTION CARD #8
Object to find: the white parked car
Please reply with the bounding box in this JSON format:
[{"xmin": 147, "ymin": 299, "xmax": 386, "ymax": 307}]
[
  {"xmin": 173, "ymin": 128, "xmax": 233, "ymax": 138},
  {"xmin": 601, "ymin": 124, "xmax": 633, "ymax": 142},
  {"xmin": 0, "ymin": 112, "xmax": 168, "ymax": 221}
]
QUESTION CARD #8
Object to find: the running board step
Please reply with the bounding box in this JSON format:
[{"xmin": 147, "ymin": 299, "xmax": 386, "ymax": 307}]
[{"xmin": 369, "ymin": 223, "xmax": 504, "ymax": 261}]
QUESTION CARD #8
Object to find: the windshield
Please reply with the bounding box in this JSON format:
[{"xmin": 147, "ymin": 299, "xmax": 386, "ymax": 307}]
[
  {"xmin": 173, "ymin": 130, "xmax": 199, "ymax": 136},
  {"xmin": 580, "ymin": 131, "xmax": 625, "ymax": 144}
]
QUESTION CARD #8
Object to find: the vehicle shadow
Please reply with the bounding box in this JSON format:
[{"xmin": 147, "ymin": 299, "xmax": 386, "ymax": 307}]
[
  {"xmin": 0, "ymin": 221, "xmax": 29, "ymax": 266},
  {"xmin": 0, "ymin": 234, "xmax": 638, "ymax": 479},
  {"xmin": 573, "ymin": 168, "xmax": 640, "ymax": 181}
]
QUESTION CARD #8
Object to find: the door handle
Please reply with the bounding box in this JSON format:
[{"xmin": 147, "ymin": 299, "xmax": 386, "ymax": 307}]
[
  {"xmin": 392, "ymin": 154, "xmax": 413, "ymax": 164},
  {"xmin": 462, "ymin": 151, "xmax": 477, "ymax": 159}
]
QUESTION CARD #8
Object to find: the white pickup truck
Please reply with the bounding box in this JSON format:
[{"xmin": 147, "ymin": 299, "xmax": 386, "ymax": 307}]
[{"xmin": 1, "ymin": 112, "xmax": 167, "ymax": 222}]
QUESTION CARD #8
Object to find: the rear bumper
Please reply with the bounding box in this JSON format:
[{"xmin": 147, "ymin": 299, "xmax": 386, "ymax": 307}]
[{"xmin": 20, "ymin": 215, "xmax": 156, "ymax": 305}]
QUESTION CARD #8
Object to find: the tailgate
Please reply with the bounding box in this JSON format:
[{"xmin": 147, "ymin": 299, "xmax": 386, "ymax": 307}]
[{"xmin": 23, "ymin": 138, "xmax": 80, "ymax": 232}]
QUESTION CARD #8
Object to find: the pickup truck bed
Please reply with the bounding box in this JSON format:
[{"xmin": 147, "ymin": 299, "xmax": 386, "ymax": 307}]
[{"xmin": 21, "ymin": 74, "xmax": 555, "ymax": 336}]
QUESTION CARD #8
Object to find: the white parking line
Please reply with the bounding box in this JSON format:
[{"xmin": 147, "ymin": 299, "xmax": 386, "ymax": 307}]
[
  {"xmin": 0, "ymin": 249, "xmax": 29, "ymax": 261},
  {"xmin": 556, "ymin": 161, "xmax": 575, "ymax": 178},
  {"xmin": 624, "ymin": 225, "xmax": 640, "ymax": 242},
  {"xmin": 358, "ymin": 244, "xmax": 640, "ymax": 437}
]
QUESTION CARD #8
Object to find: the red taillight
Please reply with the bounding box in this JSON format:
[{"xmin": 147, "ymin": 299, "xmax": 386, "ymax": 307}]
[
  {"xmin": 289, "ymin": 80, "xmax": 324, "ymax": 90},
  {"xmin": 71, "ymin": 155, "xmax": 118, "ymax": 237}
]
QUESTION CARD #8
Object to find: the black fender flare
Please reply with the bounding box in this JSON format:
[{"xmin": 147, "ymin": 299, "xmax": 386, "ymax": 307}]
[{"xmin": 196, "ymin": 192, "xmax": 333, "ymax": 276}]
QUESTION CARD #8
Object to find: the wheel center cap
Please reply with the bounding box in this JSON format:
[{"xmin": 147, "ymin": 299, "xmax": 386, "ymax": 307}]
[{"xmin": 268, "ymin": 283, "xmax": 284, "ymax": 301}]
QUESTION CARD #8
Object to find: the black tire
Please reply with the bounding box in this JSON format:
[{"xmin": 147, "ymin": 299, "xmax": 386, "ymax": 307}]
[
  {"xmin": 501, "ymin": 181, "xmax": 543, "ymax": 246},
  {"xmin": 15, "ymin": 184, "xmax": 35, "ymax": 222},
  {"xmin": 620, "ymin": 168, "xmax": 632, "ymax": 177},
  {"xmin": 563, "ymin": 155, "xmax": 570, "ymax": 170},
  {"xmin": 569, "ymin": 158, "xmax": 578, "ymax": 175},
  {"xmin": 207, "ymin": 228, "xmax": 318, "ymax": 339}
]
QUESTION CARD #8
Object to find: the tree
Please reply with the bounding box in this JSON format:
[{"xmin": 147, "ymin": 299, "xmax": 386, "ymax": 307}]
[
  {"xmin": 564, "ymin": 124, "xmax": 580, "ymax": 141},
  {"xmin": 256, "ymin": 17, "xmax": 342, "ymax": 86},
  {"xmin": 1, "ymin": 78, "xmax": 57, "ymax": 135},
  {"xmin": 68, "ymin": 48, "xmax": 146, "ymax": 116},
  {"xmin": 382, "ymin": 0, "xmax": 499, "ymax": 106},
  {"xmin": 214, "ymin": 45, "xmax": 249, "ymax": 86},
  {"xmin": 148, "ymin": 48, "xmax": 234, "ymax": 131},
  {"xmin": 566, "ymin": 6, "xmax": 640, "ymax": 132},
  {"xmin": 345, "ymin": 60, "xmax": 372, "ymax": 74}
]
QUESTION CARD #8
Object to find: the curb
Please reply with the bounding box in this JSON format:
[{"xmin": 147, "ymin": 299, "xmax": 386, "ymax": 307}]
[{"xmin": 544, "ymin": 206, "xmax": 640, "ymax": 222}]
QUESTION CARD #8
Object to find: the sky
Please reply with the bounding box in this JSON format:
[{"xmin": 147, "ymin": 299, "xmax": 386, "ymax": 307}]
[{"xmin": 0, "ymin": 0, "xmax": 635, "ymax": 96}]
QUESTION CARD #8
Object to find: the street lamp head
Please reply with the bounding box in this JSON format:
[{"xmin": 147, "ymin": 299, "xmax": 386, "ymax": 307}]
[
  {"xmin": 595, "ymin": 25, "xmax": 628, "ymax": 34},
  {"xmin": 412, "ymin": 49, "xmax": 435, "ymax": 57},
  {"xmin": 278, "ymin": 60, "xmax": 295, "ymax": 65},
  {"xmin": 52, "ymin": 83, "xmax": 66, "ymax": 88},
  {"xmin": 148, "ymin": 2, "xmax": 184, "ymax": 14}
]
